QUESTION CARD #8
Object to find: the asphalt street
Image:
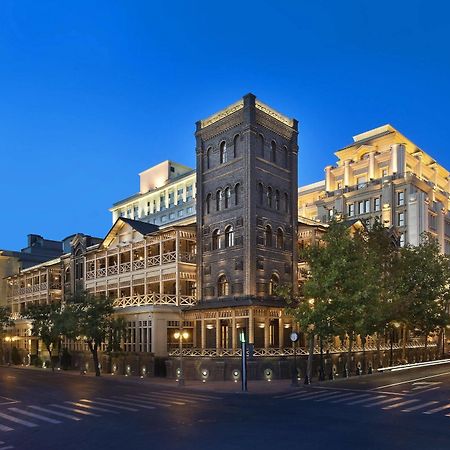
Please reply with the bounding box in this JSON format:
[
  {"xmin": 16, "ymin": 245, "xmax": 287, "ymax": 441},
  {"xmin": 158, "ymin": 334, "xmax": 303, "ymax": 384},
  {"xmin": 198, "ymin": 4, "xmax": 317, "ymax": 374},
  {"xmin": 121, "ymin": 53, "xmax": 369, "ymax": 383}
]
[{"xmin": 1, "ymin": 364, "xmax": 450, "ymax": 450}]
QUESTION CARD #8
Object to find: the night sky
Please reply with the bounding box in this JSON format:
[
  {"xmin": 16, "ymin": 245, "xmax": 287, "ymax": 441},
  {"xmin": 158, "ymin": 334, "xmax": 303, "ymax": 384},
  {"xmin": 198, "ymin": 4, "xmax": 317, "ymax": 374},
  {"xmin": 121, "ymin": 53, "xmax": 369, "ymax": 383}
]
[{"xmin": 1, "ymin": 0, "xmax": 449, "ymax": 250}]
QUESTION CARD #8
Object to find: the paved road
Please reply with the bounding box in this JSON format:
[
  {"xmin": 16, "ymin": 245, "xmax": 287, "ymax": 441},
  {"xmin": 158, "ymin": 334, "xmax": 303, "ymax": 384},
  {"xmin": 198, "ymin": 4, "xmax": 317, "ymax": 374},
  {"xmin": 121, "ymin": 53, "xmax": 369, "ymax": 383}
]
[{"xmin": 1, "ymin": 364, "xmax": 450, "ymax": 449}]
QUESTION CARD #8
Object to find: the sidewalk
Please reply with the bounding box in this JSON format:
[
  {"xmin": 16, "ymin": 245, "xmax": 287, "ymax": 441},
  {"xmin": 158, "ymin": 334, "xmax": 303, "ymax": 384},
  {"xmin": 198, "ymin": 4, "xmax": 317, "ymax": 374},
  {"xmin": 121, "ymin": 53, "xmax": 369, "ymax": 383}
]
[{"xmin": 0, "ymin": 364, "xmax": 297, "ymax": 395}]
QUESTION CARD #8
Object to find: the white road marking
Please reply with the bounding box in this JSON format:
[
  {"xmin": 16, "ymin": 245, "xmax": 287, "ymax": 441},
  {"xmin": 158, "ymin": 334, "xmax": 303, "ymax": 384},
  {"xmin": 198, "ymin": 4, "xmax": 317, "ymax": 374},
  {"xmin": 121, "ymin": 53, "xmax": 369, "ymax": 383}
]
[
  {"xmin": 0, "ymin": 424, "xmax": 14, "ymax": 432},
  {"xmin": 382, "ymin": 399, "xmax": 419, "ymax": 410},
  {"xmin": 363, "ymin": 397, "xmax": 402, "ymax": 408},
  {"xmin": 401, "ymin": 401, "xmax": 439, "ymax": 412},
  {"xmin": 289, "ymin": 391, "xmax": 340, "ymax": 401},
  {"xmin": 373, "ymin": 371, "xmax": 450, "ymax": 390},
  {"xmin": 50, "ymin": 404, "xmax": 100, "ymax": 417},
  {"xmin": 0, "ymin": 412, "xmax": 37, "ymax": 428},
  {"xmin": 330, "ymin": 393, "xmax": 371, "ymax": 404},
  {"xmin": 423, "ymin": 403, "xmax": 450, "ymax": 415},
  {"xmin": 79, "ymin": 399, "xmax": 138, "ymax": 412},
  {"xmin": 7, "ymin": 408, "xmax": 61, "ymax": 424},
  {"xmin": 128, "ymin": 393, "xmax": 186, "ymax": 405},
  {"xmin": 145, "ymin": 392, "xmax": 195, "ymax": 403},
  {"xmin": 346, "ymin": 395, "xmax": 386, "ymax": 406},
  {"xmin": 121, "ymin": 395, "xmax": 173, "ymax": 407},
  {"xmin": 28, "ymin": 406, "xmax": 81, "ymax": 421},
  {"xmin": 314, "ymin": 392, "xmax": 351, "ymax": 402},
  {"xmin": 96, "ymin": 397, "xmax": 156, "ymax": 410},
  {"xmin": 64, "ymin": 401, "xmax": 118, "ymax": 414},
  {"xmin": 0, "ymin": 446, "xmax": 14, "ymax": 449},
  {"xmin": 158, "ymin": 390, "xmax": 221, "ymax": 400}
]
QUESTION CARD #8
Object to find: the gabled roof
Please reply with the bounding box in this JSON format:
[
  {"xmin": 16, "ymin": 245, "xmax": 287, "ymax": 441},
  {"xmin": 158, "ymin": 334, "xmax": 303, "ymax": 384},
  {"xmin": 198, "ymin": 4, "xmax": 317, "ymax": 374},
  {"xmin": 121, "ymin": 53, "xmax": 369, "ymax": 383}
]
[{"xmin": 100, "ymin": 218, "xmax": 159, "ymax": 249}]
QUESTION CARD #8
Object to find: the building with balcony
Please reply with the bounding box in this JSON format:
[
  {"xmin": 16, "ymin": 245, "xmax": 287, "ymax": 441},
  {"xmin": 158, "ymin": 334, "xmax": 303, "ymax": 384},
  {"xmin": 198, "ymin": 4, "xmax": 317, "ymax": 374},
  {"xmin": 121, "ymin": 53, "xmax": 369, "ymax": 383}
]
[{"xmin": 298, "ymin": 124, "xmax": 450, "ymax": 253}]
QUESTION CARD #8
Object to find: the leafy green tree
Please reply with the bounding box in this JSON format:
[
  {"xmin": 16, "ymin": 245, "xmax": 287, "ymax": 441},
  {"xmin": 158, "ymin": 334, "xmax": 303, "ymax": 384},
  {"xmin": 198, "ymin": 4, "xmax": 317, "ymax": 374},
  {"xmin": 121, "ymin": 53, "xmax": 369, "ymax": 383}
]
[
  {"xmin": 68, "ymin": 291, "xmax": 115, "ymax": 377},
  {"xmin": 23, "ymin": 303, "xmax": 67, "ymax": 371},
  {"xmin": 0, "ymin": 307, "xmax": 14, "ymax": 364},
  {"xmin": 394, "ymin": 234, "xmax": 450, "ymax": 356}
]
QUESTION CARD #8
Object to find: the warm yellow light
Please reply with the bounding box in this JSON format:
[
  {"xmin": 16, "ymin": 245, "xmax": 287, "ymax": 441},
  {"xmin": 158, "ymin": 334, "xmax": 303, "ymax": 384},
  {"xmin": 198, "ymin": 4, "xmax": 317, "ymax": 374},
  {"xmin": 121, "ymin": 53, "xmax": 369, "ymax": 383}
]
[
  {"xmin": 174, "ymin": 331, "xmax": 180, "ymax": 340},
  {"xmin": 182, "ymin": 331, "xmax": 189, "ymax": 340},
  {"xmin": 4, "ymin": 337, "xmax": 11, "ymax": 342}
]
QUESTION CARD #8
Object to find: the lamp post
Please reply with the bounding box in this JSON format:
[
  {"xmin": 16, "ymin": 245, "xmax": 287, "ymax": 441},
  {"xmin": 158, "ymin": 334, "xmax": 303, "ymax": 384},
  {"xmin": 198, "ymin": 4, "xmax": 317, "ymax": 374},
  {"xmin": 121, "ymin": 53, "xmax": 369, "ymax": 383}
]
[
  {"xmin": 4, "ymin": 336, "xmax": 12, "ymax": 365},
  {"xmin": 174, "ymin": 329, "xmax": 189, "ymax": 386}
]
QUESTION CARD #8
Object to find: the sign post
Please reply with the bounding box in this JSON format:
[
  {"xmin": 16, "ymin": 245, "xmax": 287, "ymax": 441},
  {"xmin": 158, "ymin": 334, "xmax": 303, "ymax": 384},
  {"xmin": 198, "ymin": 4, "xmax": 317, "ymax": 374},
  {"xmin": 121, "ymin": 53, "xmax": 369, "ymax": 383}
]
[
  {"xmin": 240, "ymin": 330, "xmax": 248, "ymax": 392},
  {"xmin": 290, "ymin": 331, "xmax": 299, "ymax": 387}
]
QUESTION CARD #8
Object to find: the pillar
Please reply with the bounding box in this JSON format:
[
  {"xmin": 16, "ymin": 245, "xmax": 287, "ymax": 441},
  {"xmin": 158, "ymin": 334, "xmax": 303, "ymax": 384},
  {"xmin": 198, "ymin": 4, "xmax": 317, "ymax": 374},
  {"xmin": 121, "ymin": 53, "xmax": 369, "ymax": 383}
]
[
  {"xmin": 231, "ymin": 311, "xmax": 237, "ymax": 350},
  {"xmin": 249, "ymin": 309, "xmax": 254, "ymax": 344},
  {"xmin": 215, "ymin": 317, "xmax": 221, "ymax": 350},
  {"xmin": 368, "ymin": 151, "xmax": 376, "ymax": 180},
  {"xmin": 201, "ymin": 318, "xmax": 206, "ymax": 349},
  {"xmin": 325, "ymin": 165, "xmax": 332, "ymax": 192},
  {"xmin": 279, "ymin": 317, "xmax": 284, "ymax": 349},
  {"xmin": 343, "ymin": 160, "xmax": 351, "ymax": 187},
  {"xmin": 264, "ymin": 315, "xmax": 270, "ymax": 349}
]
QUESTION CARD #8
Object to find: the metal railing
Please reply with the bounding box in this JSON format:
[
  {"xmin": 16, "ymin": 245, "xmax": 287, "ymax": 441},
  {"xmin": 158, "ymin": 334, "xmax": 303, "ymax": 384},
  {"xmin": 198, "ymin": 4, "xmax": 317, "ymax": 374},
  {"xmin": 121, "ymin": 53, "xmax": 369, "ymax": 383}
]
[{"xmin": 113, "ymin": 293, "xmax": 196, "ymax": 308}]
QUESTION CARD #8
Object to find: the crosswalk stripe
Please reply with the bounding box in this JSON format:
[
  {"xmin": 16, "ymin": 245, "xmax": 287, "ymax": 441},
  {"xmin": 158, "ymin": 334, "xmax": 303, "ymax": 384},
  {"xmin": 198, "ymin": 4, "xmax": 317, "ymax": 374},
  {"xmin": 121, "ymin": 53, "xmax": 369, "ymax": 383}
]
[
  {"xmin": 0, "ymin": 424, "xmax": 14, "ymax": 432},
  {"xmin": 0, "ymin": 412, "xmax": 37, "ymax": 428},
  {"xmin": 127, "ymin": 393, "xmax": 186, "ymax": 405},
  {"xmin": 363, "ymin": 397, "xmax": 402, "ymax": 408},
  {"xmin": 330, "ymin": 393, "xmax": 370, "ymax": 404},
  {"xmin": 159, "ymin": 390, "xmax": 221, "ymax": 400},
  {"xmin": 96, "ymin": 397, "xmax": 156, "ymax": 410},
  {"xmin": 0, "ymin": 446, "xmax": 14, "ymax": 449},
  {"xmin": 121, "ymin": 395, "xmax": 172, "ymax": 407},
  {"xmin": 7, "ymin": 408, "xmax": 61, "ymax": 424},
  {"xmin": 275, "ymin": 390, "xmax": 317, "ymax": 400},
  {"xmin": 79, "ymin": 399, "xmax": 138, "ymax": 412},
  {"xmin": 146, "ymin": 392, "xmax": 197, "ymax": 403},
  {"xmin": 50, "ymin": 404, "xmax": 100, "ymax": 417},
  {"xmin": 401, "ymin": 401, "xmax": 438, "ymax": 412},
  {"xmin": 382, "ymin": 399, "xmax": 419, "ymax": 410},
  {"xmin": 293, "ymin": 391, "xmax": 340, "ymax": 401},
  {"xmin": 65, "ymin": 402, "xmax": 118, "ymax": 414},
  {"xmin": 423, "ymin": 403, "xmax": 450, "ymax": 415},
  {"xmin": 28, "ymin": 406, "xmax": 81, "ymax": 421},
  {"xmin": 314, "ymin": 392, "xmax": 353, "ymax": 402},
  {"xmin": 346, "ymin": 395, "xmax": 386, "ymax": 406}
]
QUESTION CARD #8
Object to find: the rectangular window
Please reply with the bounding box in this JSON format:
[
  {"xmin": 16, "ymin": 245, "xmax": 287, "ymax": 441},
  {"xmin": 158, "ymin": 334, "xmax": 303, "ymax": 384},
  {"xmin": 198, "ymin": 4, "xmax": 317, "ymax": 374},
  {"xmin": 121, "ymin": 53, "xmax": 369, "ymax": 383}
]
[
  {"xmin": 397, "ymin": 191, "xmax": 405, "ymax": 206},
  {"xmin": 133, "ymin": 206, "xmax": 139, "ymax": 219},
  {"xmin": 178, "ymin": 210, "xmax": 184, "ymax": 217},
  {"xmin": 399, "ymin": 233, "xmax": 405, "ymax": 247},
  {"xmin": 161, "ymin": 215, "xmax": 167, "ymax": 222},
  {"xmin": 347, "ymin": 204, "xmax": 355, "ymax": 217},
  {"xmin": 382, "ymin": 169, "xmax": 388, "ymax": 177},
  {"xmin": 398, "ymin": 212, "xmax": 405, "ymax": 227},
  {"xmin": 337, "ymin": 181, "xmax": 343, "ymax": 190},
  {"xmin": 168, "ymin": 191, "xmax": 175, "ymax": 208},
  {"xmin": 364, "ymin": 199, "xmax": 370, "ymax": 214},
  {"xmin": 187, "ymin": 207, "xmax": 193, "ymax": 214},
  {"xmin": 147, "ymin": 202, "xmax": 151, "ymax": 215},
  {"xmin": 186, "ymin": 185, "xmax": 193, "ymax": 202},
  {"xmin": 429, "ymin": 213, "xmax": 437, "ymax": 230},
  {"xmin": 169, "ymin": 212, "xmax": 175, "ymax": 220},
  {"xmin": 374, "ymin": 197, "xmax": 381, "ymax": 212},
  {"xmin": 160, "ymin": 195, "xmax": 166, "ymax": 211},
  {"xmin": 177, "ymin": 188, "xmax": 184, "ymax": 203},
  {"xmin": 357, "ymin": 176, "xmax": 367, "ymax": 190}
]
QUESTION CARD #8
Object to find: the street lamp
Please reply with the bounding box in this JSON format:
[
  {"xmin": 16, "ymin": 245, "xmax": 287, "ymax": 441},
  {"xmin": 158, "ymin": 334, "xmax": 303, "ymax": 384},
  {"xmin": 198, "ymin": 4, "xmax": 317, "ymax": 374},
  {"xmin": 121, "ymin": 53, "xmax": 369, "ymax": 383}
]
[
  {"xmin": 390, "ymin": 322, "xmax": 400, "ymax": 367},
  {"xmin": 4, "ymin": 336, "xmax": 13, "ymax": 365},
  {"xmin": 174, "ymin": 329, "xmax": 189, "ymax": 386}
]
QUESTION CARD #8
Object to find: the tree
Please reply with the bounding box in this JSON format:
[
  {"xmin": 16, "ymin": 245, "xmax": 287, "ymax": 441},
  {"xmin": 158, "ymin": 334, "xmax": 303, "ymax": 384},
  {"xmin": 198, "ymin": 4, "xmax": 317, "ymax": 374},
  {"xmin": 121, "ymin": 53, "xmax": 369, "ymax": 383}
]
[
  {"xmin": 68, "ymin": 291, "xmax": 115, "ymax": 377},
  {"xmin": 394, "ymin": 234, "xmax": 450, "ymax": 357},
  {"xmin": 105, "ymin": 317, "xmax": 127, "ymax": 373},
  {"xmin": 23, "ymin": 303, "xmax": 67, "ymax": 371}
]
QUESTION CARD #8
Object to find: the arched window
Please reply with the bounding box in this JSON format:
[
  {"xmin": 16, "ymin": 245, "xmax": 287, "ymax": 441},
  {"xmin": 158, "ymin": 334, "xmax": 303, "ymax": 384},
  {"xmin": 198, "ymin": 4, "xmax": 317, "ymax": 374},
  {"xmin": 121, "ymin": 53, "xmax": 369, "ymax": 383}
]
[
  {"xmin": 284, "ymin": 193, "xmax": 289, "ymax": 213},
  {"xmin": 269, "ymin": 273, "xmax": 279, "ymax": 295},
  {"xmin": 267, "ymin": 186, "xmax": 273, "ymax": 208},
  {"xmin": 206, "ymin": 193, "xmax": 211, "ymax": 214},
  {"xmin": 206, "ymin": 148, "xmax": 211, "ymax": 170},
  {"xmin": 218, "ymin": 275, "xmax": 230, "ymax": 297},
  {"xmin": 258, "ymin": 183, "xmax": 264, "ymax": 204},
  {"xmin": 271, "ymin": 140, "xmax": 277, "ymax": 163},
  {"xmin": 259, "ymin": 134, "xmax": 264, "ymax": 158},
  {"xmin": 212, "ymin": 229, "xmax": 221, "ymax": 250},
  {"xmin": 219, "ymin": 141, "xmax": 227, "ymax": 164},
  {"xmin": 224, "ymin": 225, "xmax": 234, "ymax": 248},
  {"xmin": 275, "ymin": 190, "xmax": 280, "ymax": 210},
  {"xmin": 276, "ymin": 228, "xmax": 284, "ymax": 249},
  {"xmin": 224, "ymin": 187, "xmax": 231, "ymax": 209},
  {"xmin": 233, "ymin": 134, "xmax": 239, "ymax": 158},
  {"xmin": 216, "ymin": 190, "xmax": 222, "ymax": 211},
  {"xmin": 283, "ymin": 146, "xmax": 289, "ymax": 168},
  {"xmin": 235, "ymin": 183, "xmax": 240, "ymax": 205},
  {"xmin": 265, "ymin": 225, "xmax": 272, "ymax": 247}
]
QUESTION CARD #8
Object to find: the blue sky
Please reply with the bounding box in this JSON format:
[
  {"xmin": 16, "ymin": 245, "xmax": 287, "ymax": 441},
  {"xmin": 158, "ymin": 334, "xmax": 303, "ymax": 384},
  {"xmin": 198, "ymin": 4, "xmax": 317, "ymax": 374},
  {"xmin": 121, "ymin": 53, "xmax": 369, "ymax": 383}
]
[{"xmin": 1, "ymin": 0, "xmax": 449, "ymax": 249}]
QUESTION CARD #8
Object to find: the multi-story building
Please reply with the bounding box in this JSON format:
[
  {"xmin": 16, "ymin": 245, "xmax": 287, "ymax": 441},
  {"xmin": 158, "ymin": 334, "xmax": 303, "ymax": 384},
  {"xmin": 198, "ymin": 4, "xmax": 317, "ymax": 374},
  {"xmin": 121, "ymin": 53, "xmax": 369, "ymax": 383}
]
[
  {"xmin": 3, "ymin": 98, "xmax": 447, "ymax": 378},
  {"xmin": 110, "ymin": 160, "xmax": 196, "ymax": 227},
  {"xmin": 298, "ymin": 124, "xmax": 450, "ymax": 253}
]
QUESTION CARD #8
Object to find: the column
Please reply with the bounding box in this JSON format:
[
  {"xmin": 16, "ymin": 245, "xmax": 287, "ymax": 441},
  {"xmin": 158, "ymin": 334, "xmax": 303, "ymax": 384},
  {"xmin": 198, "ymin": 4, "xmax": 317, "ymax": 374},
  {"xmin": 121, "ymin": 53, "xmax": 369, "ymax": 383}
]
[
  {"xmin": 343, "ymin": 160, "xmax": 351, "ymax": 187},
  {"xmin": 159, "ymin": 236, "xmax": 163, "ymax": 296},
  {"xmin": 325, "ymin": 166, "xmax": 332, "ymax": 192},
  {"xmin": 231, "ymin": 311, "xmax": 237, "ymax": 350},
  {"xmin": 368, "ymin": 151, "xmax": 376, "ymax": 180},
  {"xmin": 201, "ymin": 318, "xmax": 206, "ymax": 349},
  {"xmin": 264, "ymin": 315, "xmax": 270, "ymax": 349},
  {"xmin": 249, "ymin": 309, "xmax": 254, "ymax": 344},
  {"xmin": 215, "ymin": 316, "xmax": 221, "ymax": 350},
  {"xmin": 175, "ymin": 230, "xmax": 180, "ymax": 305},
  {"xmin": 278, "ymin": 317, "xmax": 284, "ymax": 349}
]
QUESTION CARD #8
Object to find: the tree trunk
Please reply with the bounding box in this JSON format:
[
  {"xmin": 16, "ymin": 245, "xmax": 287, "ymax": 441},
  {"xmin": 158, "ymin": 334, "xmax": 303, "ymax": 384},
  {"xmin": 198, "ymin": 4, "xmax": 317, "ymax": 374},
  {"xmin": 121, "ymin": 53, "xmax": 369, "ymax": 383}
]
[
  {"xmin": 401, "ymin": 325, "xmax": 407, "ymax": 363},
  {"xmin": 438, "ymin": 328, "xmax": 444, "ymax": 358},
  {"xmin": 319, "ymin": 337, "xmax": 325, "ymax": 381},
  {"xmin": 346, "ymin": 334, "xmax": 353, "ymax": 377},
  {"xmin": 305, "ymin": 334, "xmax": 314, "ymax": 384},
  {"xmin": 88, "ymin": 342, "xmax": 101, "ymax": 377},
  {"xmin": 46, "ymin": 345, "xmax": 54, "ymax": 372},
  {"xmin": 424, "ymin": 333, "xmax": 428, "ymax": 361},
  {"xmin": 361, "ymin": 336, "xmax": 366, "ymax": 375}
]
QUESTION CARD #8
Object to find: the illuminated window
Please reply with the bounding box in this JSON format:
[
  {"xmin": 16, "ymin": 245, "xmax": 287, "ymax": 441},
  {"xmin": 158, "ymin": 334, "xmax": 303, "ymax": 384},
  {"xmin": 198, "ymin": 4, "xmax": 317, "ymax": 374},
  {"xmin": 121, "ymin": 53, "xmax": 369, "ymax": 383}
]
[
  {"xmin": 224, "ymin": 225, "xmax": 234, "ymax": 248},
  {"xmin": 212, "ymin": 229, "xmax": 221, "ymax": 250},
  {"xmin": 276, "ymin": 228, "xmax": 284, "ymax": 249},
  {"xmin": 218, "ymin": 275, "xmax": 230, "ymax": 297},
  {"xmin": 269, "ymin": 274, "xmax": 279, "ymax": 295},
  {"xmin": 397, "ymin": 191, "xmax": 405, "ymax": 206},
  {"xmin": 224, "ymin": 187, "xmax": 231, "ymax": 209}
]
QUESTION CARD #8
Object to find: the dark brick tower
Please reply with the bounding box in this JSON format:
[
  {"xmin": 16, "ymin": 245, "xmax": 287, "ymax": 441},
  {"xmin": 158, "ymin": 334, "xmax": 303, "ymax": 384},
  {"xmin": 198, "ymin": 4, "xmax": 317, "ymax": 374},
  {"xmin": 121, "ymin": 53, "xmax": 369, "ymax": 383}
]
[{"xmin": 195, "ymin": 93, "xmax": 298, "ymax": 304}]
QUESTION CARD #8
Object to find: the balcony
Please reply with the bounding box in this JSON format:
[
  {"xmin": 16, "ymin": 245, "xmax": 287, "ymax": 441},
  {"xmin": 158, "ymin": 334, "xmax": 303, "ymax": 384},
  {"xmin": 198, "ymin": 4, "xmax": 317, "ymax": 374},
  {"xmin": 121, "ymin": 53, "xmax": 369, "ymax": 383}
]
[{"xmin": 113, "ymin": 293, "xmax": 196, "ymax": 308}]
